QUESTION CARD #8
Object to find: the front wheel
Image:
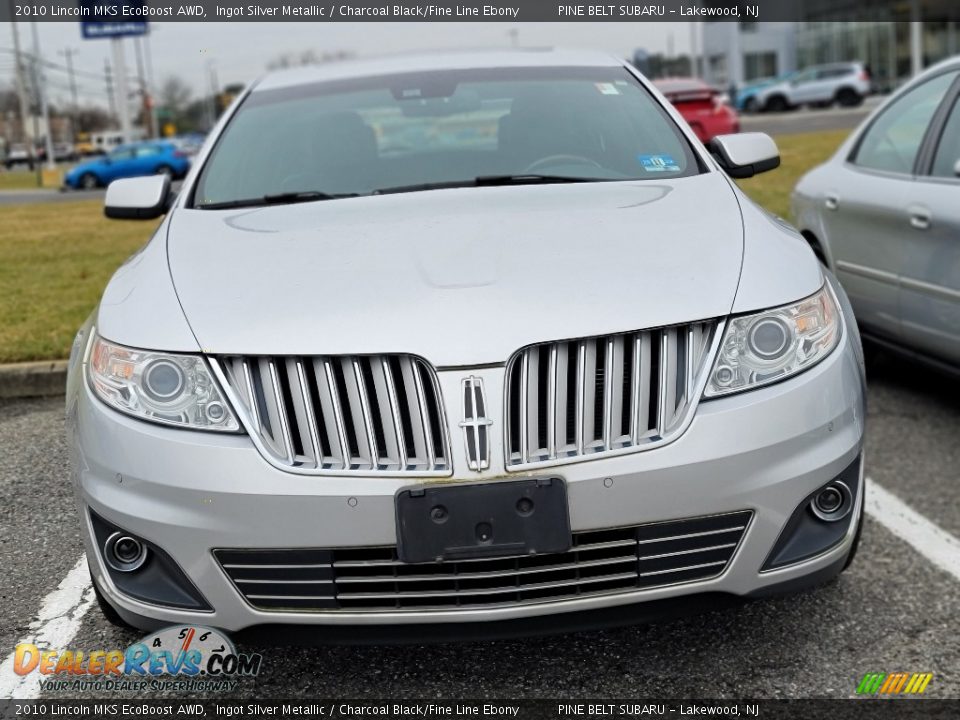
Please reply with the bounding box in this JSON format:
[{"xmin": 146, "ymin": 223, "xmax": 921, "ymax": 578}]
[
  {"xmin": 155, "ymin": 164, "xmax": 174, "ymax": 178},
  {"xmin": 91, "ymin": 573, "xmax": 136, "ymax": 630},
  {"xmin": 79, "ymin": 173, "xmax": 98, "ymax": 190},
  {"xmin": 743, "ymin": 97, "xmax": 759, "ymax": 114},
  {"xmin": 836, "ymin": 88, "xmax": 863, "ymax": 107},
  {"xmin": 765, "ymin": 95, "xmax": 789, "ymax": 113}
]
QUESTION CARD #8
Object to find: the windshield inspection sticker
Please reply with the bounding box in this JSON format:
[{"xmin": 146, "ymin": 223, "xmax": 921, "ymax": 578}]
[
  {"xmin": 595, "ymin": 82, "xmax": 620, "ymax": 95},
  {"xmin": 638, "ymin": 154, "xmax": 680, "ymax": 172}
]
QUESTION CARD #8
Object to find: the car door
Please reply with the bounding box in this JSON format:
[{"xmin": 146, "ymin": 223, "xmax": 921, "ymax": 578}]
[
  {"xmin": 105, "ymin": 147, "xmax": 138, "ymax": 181},
  {"xmin": 132, "ymin": 144, "xmax": 162, "ymax": 175},
  {"xmin": 787, "ymin": 68, "xmax": 819, "ymax": 104},
  {"xmin": 817, "ymin": 69, "xmax": 958, "ymax": 341},
  {"xmin": 898, "ymin": 77, "xmax": 960, "ymax": 365}
]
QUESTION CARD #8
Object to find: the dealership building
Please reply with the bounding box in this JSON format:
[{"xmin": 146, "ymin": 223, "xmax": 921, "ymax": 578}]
[{"xmin": 702, "ymin": 0, "xmax": 960, "ymax": 90}]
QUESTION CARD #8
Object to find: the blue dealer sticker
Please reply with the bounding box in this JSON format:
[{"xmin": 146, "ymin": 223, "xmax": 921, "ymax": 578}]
[{"xmin": 638, "ymin": 154, "xmax": 680, "ymax": 172}]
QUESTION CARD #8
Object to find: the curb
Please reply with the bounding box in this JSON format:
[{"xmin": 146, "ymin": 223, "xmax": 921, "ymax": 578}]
[{"xmin": 0, "ymin": 360, "xmax": 68, "ymax": 399}]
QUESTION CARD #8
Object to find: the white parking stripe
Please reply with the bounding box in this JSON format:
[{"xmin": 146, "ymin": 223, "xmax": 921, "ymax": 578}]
[
  {"xmin": 866, "ymin": 479, "xmax": 960, "ymax": 583},
  {"xmin": 0, "ymin": 556, "xmax": 94, "ymax": 700}
]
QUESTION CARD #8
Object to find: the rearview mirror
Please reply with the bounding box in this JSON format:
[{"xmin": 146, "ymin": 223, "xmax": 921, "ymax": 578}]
[
  {"xmin": 709, "ymin": 133, "xmax": 780, "ymax": 179},
  {"xmin": 104, "ymin": 175, "xmax": 172, "ymax": 220}
]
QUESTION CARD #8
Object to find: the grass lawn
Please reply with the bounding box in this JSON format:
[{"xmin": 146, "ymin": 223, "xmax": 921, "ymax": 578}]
[
  {"xmin": 737, "ymin": 129, "xmax": 849, "ymax": 218},
  {"xmin": 0, "ymin": 200, "xmax": 158, "ymax": 363},
  {"xmin": 0, "ymin": 169, "xmax": 43, "ymax": 191},
  {"xmin": 0, "ymin": 129, "xmax": 851, "ymax": 364}
]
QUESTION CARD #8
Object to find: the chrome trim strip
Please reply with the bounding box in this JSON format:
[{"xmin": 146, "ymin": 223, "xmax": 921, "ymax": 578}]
[
  {"xmin": 639, "ymin": 560, "xmax": 726, "ymax": 577},
  {"xmin": 336, "ymin": 571, "xmax": 640, "ymax": 601},
  {"xmin": 899, "ymin": 275, "xmax": 960, "ymax": 302},
  {"xmin": 636, "ymin": 525, "xmax": 746, "ymax": 544},
  {"xmin": 337, "ymin": 555, "xmax": 639, "ymax": 584},
  {"xmin": 835, "ymin": 260, "xmax": 898, "ymax": 286},
  {"xmin": 638, "ymin": 542, "xmax": 737, "ymax": 561}
]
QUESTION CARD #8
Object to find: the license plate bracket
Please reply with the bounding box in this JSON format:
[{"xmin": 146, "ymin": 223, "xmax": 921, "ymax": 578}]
[{"xmin": 395, "ymin": 477, "xmax": 570, "ymax": 564}]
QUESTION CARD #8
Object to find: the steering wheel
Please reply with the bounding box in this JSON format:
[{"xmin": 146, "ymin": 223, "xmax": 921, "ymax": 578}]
[{"xmin": 524, "ymin": 154, "xmax": 603, "ymax": 173}]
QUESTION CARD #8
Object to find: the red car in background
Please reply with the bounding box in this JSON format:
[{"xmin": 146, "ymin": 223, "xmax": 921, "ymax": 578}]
[{"xmin": 654, "ymin": 78, "xmax": 740, "ymax": 143}]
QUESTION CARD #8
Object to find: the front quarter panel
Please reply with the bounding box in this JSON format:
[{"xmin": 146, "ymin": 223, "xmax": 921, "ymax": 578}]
[
  {"xmin": 95, "ymin": 214, "xmax": 200, "ymax": 353},
  {"xmin": 729, "ymin": 183, "xmax": 824, "ymax": 314}
]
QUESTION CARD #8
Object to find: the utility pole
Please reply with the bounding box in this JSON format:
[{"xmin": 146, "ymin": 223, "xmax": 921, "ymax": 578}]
[
  {"xmin": 105, "ymin": 58, "xmax": 115, "ymax": 119},
  {"xmin": 9, "ymin": 13, "xmax": 32, "ymax": 158},
  {"xmin": 59, "ymin": 48, "xmax": 79, "ymax": 108},
  {"xmin": 29, "ymin": 22, "xmax": 55, "ymax": 170},
  {"xmin": 143, "ymin": 31, "xmax": 159, "ymax": 138},
  {"xmin": 132, "ymin": 35, "xmax": 150, "ymax": 136},
  {"xmin": 111, "ymin": 38, "xmax": 132, "ymax": 143},
  {"xmin": 59, "ymin": 47, "xmax": 79, "ymax": 143}
]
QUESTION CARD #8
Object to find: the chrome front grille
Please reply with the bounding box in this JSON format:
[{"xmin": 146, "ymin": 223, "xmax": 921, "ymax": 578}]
[
  {"xmin": 214, "ymin": 511, "xmax": 751, "ymax": 612},
  {"xmin": 215, "ymin": 355, "xmax": 449, "ymax": 473},
  {"xmin": 505, "ymin": 322, "xmax": 719, "ymax": 468}
]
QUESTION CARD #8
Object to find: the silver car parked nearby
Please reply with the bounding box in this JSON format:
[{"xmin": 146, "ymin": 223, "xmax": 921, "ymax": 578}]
[
  {"xmin": 793, "ymin": 56, "xmax": 960, "ymax": 371},
  {"xmin": 66, "ymin": 50, "xmax": 866, "ymax": 638}
]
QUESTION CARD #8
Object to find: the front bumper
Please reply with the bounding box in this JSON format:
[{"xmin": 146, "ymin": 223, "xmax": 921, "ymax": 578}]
[{"xmin": 68, "ymin": 327, "xmax": 865, "ymax": 634}]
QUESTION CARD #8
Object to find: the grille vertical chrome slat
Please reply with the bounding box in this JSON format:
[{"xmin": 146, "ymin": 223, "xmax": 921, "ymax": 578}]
[
  {"xmin": 216, "ymin": 354, "xmax": 449, "ymax": 474},
  {"xmin": 506, "ymin": 321, "xmax": 719, "ymax": 468}
]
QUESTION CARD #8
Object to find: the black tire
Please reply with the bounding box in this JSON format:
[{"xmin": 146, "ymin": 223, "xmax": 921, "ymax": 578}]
[
  {"xmin": 79, "ymin": 172, "xmax": 98, "ymax": 190},
  {"xmin": 836, "ymin": 87, "xmax": 862, "ymax": 107},
  {"xmin": 765, "ymin": 95, "xmax": 789, "ymax": 113},
  {"xmin": 155, "ymin": 164, "xmax": 174, "ymax": 177},
  {"xmin": 91, "ymin": 574, "xmax": 136, "ymax": 630},
  {"xmin": 743, "ymin": 97, "xmax": 759, "ymax": 114}
]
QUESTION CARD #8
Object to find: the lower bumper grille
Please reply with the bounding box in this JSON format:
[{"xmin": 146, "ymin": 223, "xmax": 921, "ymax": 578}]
[{"xmin": 215, "ymin": 511, "xmax": 751, "ymax": 613}]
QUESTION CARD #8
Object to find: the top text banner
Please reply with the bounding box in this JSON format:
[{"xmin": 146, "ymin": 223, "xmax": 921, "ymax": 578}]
[{"xmin": 3, "ymin": 1, "xmax": 925, "ymax": 23}]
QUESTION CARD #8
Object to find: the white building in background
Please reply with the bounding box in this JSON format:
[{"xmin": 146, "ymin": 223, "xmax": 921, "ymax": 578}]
[{"xmin": 702, "ymin": 22, "xmax": 798, "ymax": 90}]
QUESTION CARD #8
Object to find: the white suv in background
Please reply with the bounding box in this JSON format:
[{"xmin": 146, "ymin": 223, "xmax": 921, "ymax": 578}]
[{"xmin": 754, "ymin": 62, "xmax": 872, "ymax": 112}]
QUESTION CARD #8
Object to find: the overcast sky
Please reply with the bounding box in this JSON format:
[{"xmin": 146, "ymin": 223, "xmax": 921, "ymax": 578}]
[{"xmin": 1, "ymin": 22, "xmax": 695, "ymax": 108}]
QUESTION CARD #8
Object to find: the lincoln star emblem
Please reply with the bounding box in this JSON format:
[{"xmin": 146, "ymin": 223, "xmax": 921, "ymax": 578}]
[{"xmin": 459, "ymin": 376, "xmax": 494, "ymax": 471}]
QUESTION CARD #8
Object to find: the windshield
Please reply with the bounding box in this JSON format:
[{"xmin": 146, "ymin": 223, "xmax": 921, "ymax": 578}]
[{"xmin": 192, "ymin": 65, "xmax": 698, "ymax": 208}]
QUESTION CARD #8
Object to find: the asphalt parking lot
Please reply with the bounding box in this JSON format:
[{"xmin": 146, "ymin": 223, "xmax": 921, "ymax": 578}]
[{"xmin": 0, "ymin": 350, "xmax": 957, "ymax": 700}]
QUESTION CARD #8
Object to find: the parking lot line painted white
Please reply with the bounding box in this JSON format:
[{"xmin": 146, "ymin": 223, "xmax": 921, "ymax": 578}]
[
  {"xmin": 0, "ymin": 555, "xmax": 94, "ymax": 700},
  {"xmin": 866, "ymin": 478, "xmax": 960, "ymax": 583}
]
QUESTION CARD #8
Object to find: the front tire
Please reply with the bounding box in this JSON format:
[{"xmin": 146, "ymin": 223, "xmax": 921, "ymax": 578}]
[
  {"xmin": 91, "ymin": 573, "xmax": 136, "ymax": 630},
  {"xmin": 743, "ymin": 97, "xmax": 759, "ymax": 114},
  {"xmin": 155, "ymin": 164, "xmax": 174, "ymax": 178},
  {"xmin": 836, "ymin": 88, "xmax": 863, "ymax": 107},
  {"xmin": 79, "ymin": 172, "xmax": 98, "ymax": 190},
  {"xmin": 765, "ymin": 95, "xmax": 789, "ymax": 112}
]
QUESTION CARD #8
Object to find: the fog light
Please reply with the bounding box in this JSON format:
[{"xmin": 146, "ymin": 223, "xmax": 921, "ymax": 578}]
[
  {"xmin": 810, "ymin": 481, "xmax": 852, "ymax": 522},
  {"xmin": 104, "ymin": 532, "xmax": 148, "ymax": 572}
]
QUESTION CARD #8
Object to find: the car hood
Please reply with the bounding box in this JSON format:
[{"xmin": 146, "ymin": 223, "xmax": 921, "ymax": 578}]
[{"xmin": 167, "ymin": 174, "xmax": 745, "ymax": 365}]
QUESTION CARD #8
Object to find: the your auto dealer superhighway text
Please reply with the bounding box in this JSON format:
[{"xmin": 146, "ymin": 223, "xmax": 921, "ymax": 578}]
[{"xmin": 215, "ymin": 4, "xmax": 520, "ymax": 17}]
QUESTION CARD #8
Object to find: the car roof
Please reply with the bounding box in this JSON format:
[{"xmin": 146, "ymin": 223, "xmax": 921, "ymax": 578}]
[{"xmin": 253, "ymin": 48, "xmax": 625, "ymax": 92}]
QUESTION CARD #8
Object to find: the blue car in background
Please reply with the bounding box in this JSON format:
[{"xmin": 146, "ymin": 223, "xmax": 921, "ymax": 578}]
[{"xmin": 64, "ymin": 141, "xmax": 191, "ymax": 190}]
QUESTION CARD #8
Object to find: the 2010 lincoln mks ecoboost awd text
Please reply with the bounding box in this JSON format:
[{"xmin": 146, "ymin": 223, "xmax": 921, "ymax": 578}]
[{"xmin": 66, "ymin": 50, "xmax": 867, "ymax": 637}]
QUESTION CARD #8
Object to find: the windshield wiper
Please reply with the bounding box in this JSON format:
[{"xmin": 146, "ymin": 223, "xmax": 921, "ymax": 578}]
[
  {"xmin": 197, "ymin": 190, "xmax": 359, "ymax": 210},
  {"xmin": 373, "ymin": 174, "xmax": 599, "ymax": 196}
]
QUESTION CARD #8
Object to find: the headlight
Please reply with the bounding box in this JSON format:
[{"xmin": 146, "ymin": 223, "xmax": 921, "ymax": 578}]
[
  {"xmin": 705, "ymin": 284, "xmax": 841, "ymax": 397},
  {"xmin": 87, "ymin": 335, "xmax": 240, "ymax": 431}
]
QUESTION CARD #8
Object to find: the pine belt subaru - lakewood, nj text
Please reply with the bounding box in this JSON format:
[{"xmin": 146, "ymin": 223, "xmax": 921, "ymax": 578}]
[{"xmin": 66, "ymin": 50, "xmax": 866, "ymax": 638}]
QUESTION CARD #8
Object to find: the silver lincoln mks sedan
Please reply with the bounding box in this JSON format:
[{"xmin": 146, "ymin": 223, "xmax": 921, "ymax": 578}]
[{"xmin": 66, "ymin": 50, "xmax": 866, "ymax": 638}]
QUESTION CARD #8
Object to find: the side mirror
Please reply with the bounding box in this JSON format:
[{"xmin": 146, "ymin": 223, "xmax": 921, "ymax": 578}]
[
  {"xmin": 954, "ymin": 159, "xmax": 960, "ymax": 177},
  {"xmin": 104, "ymin": 175, "xmax": 172, "ymax": 220},
  {"xmin": 709, "ymin": 132, "xmax": 780, "ymax": 178}
]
